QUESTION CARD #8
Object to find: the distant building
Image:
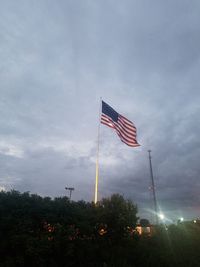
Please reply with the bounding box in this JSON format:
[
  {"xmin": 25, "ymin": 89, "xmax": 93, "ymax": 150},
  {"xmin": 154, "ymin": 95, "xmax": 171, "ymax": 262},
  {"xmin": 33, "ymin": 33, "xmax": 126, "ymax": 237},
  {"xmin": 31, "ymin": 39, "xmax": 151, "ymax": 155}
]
[{"xmin": 135, "ymin": 219, "xmax": 155, "ymax": 236}]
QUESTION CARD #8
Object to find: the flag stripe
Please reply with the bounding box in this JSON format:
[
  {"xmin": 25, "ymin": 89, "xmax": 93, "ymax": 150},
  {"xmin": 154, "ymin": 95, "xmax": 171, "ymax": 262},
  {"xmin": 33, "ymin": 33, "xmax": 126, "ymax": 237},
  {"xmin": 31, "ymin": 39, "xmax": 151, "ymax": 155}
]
[
  {"xmin": 101, "ymin": 114, "xmax": 115, "ymax": 128},
  {"xmin": 119, "ymin": 114, "xmax": 135, "ymax": 126},
  {"xmin": 102, "ymin": 115, "xmax": 137, "ymax": 143},
  {"xmin": 115, "ymin": 127, "xmax": 137, "ymax": 145},
  {"xmin": 115, "ymin": 123, "xmax": 136, "ymax": 141},
  {"xmin": 101, "ymin": 115, "xmax": 136, "ymax": 140},
  {"xmin": 117, "ymin": 118, "xmax": 136, "ymax": 135},
  {"xmin": 118, "ymin": 116, "xmax": 136, "ymax": 131},
  {"xmin": 117, "ymin": 131, "xmax": 139, "ymax": 147}
]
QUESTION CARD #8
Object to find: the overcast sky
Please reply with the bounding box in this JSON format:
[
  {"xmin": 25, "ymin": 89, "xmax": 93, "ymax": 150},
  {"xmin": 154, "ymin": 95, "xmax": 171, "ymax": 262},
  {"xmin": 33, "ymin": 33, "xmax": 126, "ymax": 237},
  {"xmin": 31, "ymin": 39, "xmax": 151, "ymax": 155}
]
[{"xmin": 0, "ymin": 0, "xmax": 200, "ymax": 222}]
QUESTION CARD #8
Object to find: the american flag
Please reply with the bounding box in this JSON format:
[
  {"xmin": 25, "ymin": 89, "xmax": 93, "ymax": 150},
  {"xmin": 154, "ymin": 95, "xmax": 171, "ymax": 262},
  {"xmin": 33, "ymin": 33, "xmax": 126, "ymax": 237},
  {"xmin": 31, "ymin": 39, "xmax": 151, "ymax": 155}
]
[{"xmin": 101, "ymin": 101, "xmax": 140, "ymax": 147}]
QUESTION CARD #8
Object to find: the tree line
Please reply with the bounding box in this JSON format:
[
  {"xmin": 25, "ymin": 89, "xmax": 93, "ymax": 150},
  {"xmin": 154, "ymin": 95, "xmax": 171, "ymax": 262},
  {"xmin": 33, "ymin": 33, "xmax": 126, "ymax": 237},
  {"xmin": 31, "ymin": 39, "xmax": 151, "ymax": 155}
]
[{"xmin": 0, "ymin": 190, "xmax": 200, "ymax": 267}]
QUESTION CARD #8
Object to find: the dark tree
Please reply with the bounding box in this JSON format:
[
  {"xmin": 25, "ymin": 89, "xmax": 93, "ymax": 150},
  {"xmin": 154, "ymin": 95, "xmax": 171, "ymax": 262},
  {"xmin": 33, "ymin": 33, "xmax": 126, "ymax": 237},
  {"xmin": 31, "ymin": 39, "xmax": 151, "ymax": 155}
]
[{"xmin": 96, "ymin": 194, "xmax": 138, "ymax": 241}]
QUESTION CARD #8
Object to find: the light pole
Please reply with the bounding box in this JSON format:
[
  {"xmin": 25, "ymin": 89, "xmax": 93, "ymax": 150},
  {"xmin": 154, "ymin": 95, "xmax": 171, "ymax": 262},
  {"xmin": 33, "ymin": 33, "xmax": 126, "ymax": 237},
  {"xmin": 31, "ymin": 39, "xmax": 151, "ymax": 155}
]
[
  {"xmin": 148, "ymin": 150, "xmax": 159, "ymax": 225},
  {"xmin": 65, "ymin": 187, "xmax": 74, "ymax": 201}
]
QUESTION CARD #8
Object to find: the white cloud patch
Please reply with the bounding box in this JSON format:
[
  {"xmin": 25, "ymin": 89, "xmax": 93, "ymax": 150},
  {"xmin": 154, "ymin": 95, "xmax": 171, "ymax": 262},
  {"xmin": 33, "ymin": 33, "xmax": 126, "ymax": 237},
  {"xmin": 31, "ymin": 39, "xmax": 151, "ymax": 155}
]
[{"xmin": 0, "ymin": 142, "xmax": 24, "ymax": 158}]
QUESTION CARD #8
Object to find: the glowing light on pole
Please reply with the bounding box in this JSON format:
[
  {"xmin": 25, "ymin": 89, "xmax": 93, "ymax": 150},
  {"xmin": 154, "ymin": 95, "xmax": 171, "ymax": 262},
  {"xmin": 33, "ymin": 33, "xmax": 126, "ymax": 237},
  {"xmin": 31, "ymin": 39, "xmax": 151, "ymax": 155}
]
[{"xmin": 158, "ymin": 213, "xmax": 165, "ymax": 220}]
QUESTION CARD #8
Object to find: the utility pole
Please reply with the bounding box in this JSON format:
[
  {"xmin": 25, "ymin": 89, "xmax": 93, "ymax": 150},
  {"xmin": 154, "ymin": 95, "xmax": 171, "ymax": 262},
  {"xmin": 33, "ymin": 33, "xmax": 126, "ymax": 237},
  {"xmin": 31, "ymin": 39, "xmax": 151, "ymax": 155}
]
[
  {"xmin": 148, "ymin": 150, "xmax": 159, "ymax": 225},
  {"xmin": 65, "ymin": 187, "xmax": 74, "ymax": 201}
]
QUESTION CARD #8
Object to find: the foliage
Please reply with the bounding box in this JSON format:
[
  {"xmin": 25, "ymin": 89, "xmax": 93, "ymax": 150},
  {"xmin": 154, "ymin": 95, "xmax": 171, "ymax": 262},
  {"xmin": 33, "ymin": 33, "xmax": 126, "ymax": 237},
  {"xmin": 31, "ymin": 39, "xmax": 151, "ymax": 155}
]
[
  {"xmin": 0, "ymin": 190, "xmax": 200, "ymax": 267},
  {"xmin": 96, "ymin": 194, "xmax": 138, "ymax": 241}
]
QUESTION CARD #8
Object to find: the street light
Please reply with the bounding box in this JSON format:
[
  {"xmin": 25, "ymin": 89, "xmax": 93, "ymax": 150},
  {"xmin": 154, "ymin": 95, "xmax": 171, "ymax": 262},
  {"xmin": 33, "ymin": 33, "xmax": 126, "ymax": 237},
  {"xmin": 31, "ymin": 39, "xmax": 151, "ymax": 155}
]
[{"xmin": 158, "ymin": 213, "xmax": 165, "ymax": 220}]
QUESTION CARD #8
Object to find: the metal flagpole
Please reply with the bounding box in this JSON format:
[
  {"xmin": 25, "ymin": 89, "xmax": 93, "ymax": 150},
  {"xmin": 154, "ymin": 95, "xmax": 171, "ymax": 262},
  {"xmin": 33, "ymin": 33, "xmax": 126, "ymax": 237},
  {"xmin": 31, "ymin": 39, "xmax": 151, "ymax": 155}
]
[
  {"xmin": 94, "ymin": 98, "xmax": 102, "ymax": 204},
  {"xmin": 148, "ymin": 150, "xmax": 159, "ymax": 225},
  {"xmin": 65, "ymin": 187, "xmax": 74, "ymax": 201}
]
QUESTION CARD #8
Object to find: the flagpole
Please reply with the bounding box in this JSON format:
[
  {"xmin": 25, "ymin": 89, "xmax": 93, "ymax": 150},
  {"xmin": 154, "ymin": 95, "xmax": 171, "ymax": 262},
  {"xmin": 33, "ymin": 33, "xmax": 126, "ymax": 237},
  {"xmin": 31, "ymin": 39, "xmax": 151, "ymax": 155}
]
[{"xmin": 94, "ymin": 98, "xmax": 102, "ymax": 204}]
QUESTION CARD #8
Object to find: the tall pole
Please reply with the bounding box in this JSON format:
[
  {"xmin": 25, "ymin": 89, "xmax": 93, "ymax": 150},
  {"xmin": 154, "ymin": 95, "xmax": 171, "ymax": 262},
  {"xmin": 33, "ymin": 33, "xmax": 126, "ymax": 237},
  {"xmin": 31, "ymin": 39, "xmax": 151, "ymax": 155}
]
[
  {"xmin": 94, "ymin": 98, "xmax": 102, "ymax": 204},
  {"xmin": 148, "ymin": 150, "xmax": 159, "ymax": 225},
  {"xmin": 65, "ymin": 187, "xmax": 74, "ymax": 201}
]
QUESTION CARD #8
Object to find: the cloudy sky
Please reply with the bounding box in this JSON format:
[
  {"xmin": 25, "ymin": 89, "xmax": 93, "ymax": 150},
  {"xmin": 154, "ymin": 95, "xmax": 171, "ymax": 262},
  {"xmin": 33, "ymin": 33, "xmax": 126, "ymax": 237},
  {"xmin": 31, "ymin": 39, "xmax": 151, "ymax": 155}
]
[{"xmin": 0, "ymin": 0, "xmax": 200, "ymax": 222}]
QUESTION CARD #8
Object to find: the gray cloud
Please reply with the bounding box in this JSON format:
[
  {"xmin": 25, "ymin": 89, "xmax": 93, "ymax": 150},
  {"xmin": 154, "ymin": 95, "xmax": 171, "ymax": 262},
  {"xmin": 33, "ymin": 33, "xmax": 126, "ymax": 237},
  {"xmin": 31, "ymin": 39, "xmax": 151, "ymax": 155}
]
[{"xmin": 0, "ymin": 0, "xmax": 200, "ymax": 221}]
